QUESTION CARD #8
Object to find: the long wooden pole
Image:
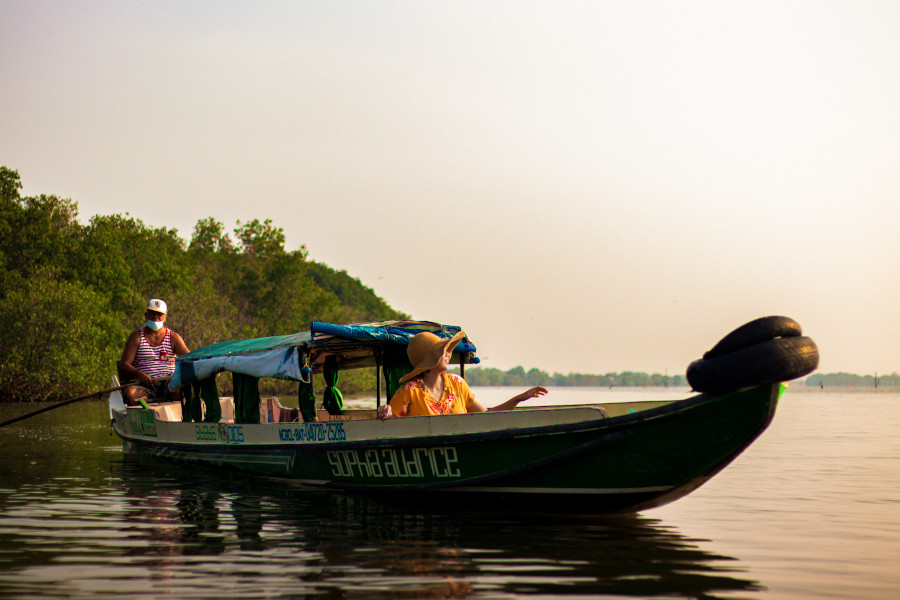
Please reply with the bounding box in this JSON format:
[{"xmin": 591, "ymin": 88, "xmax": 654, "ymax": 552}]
[{"xmin": 0, "ymin": 377, "xmax": 170, "ymax": 428}]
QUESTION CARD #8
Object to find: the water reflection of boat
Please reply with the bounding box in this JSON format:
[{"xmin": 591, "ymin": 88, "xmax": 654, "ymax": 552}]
[
  {"xmin": 110, "ymin": 318, "xmax": 818, "ymax": 514},
  {"xmin": 110, "ymin": 457, "xmax": 765, "ymax": 598}
]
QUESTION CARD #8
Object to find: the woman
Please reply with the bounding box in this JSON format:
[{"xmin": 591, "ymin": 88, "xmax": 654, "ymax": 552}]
[{"xmin": 376, "ymin": 330, "xmax": 547, "ymax": 420}]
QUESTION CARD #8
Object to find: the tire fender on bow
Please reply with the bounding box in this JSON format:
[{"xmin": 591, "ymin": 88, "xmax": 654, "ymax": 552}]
[{"xmin": 687, "ymin": 316, "xmax": 819, "ymax": 394}]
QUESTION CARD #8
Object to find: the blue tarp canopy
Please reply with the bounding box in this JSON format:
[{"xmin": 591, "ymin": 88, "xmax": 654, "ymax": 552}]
[{"xmin": 169, "ymin": 320, "xmax": 477, "ymax": 389}]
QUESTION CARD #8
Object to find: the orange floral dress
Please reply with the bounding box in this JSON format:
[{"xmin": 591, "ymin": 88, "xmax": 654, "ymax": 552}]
[{"xmin": 388, "ymin": 372, "xmax": 476, "ymax": 416}]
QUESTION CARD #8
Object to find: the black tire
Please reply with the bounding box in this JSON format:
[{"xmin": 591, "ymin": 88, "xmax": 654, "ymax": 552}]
[
  {"xmin": 703, "ymin": 316, "xmax": 802, "ymax": 360},
  {"xmin": 688, "ymin": 335, "xmax": 819, "ymax": 394}
]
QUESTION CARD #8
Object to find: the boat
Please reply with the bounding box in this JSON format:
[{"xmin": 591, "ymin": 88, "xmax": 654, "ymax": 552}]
[{"xmin": 109, "ymin": 317, "xmax": 819, "ymax": 514}]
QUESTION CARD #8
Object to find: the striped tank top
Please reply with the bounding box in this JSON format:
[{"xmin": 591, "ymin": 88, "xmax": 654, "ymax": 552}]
[{"xmin": 133, "ymin": 327, "xmax": 176, "ymax": 378}]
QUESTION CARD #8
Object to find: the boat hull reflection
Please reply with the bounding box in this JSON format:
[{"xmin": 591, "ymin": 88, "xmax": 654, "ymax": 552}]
[{"xmin": 111, "ymin": 456, "xmax": 764, "ymax": 598}]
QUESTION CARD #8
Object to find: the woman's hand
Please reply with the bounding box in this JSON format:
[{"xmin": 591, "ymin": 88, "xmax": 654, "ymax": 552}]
[
  {"xmin": 515, "ymin": 386, "xmax": 549, "ymax": 402},
  {"xmin": 377, "ymin": 404, "xmax": 393, "ymax": 420},
  {"xmin": 488, "ymin": 386, "xmax": 550, "ymax": 412}
]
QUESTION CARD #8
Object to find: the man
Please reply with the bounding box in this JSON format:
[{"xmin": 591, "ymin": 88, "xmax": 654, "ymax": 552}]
[{"xmin": 117, "ymin": 298, "xmax": 190, "ymax": 405}]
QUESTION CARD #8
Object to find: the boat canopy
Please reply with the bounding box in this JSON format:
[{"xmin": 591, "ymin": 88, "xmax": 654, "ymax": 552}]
[{"xmin": 170, "ymin": 320, "xmax": 478, "ymax": 391}]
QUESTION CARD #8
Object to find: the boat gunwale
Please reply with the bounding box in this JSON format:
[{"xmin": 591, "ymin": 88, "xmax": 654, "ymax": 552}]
[{"xmin": 112, "ymin": 387, "xmax": 766, "ymax": 452}]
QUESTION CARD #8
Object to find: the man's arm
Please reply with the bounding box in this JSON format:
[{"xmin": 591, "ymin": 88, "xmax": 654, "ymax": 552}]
[
  {"xmin": 171, "ymin": 331, "xmax": 189, "ymax": 356},
  {"xmin": 117, "ymin": 330, "xmax": 152, "ymax": 387}
]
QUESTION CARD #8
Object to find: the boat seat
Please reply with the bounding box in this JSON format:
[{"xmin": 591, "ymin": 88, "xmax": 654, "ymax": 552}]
[
  {"xmin": 219, "ymin": 397, "xmax": 235, "ymax": 421},
  {"xmin": 261, "ymin": 397, "xmax": 300, "ymax": 423},
  {"xmin": 149, "ymin": 402, "xmax": 182, "ymax": 422}
]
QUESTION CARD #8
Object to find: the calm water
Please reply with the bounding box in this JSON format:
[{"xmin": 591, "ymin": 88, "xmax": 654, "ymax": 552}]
[{"xmin": 0, "ymin": 386, "xmax": 898, "ymax": 599}]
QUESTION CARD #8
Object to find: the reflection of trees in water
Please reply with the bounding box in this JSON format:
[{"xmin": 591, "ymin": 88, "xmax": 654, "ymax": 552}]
[
  {"xmin": 176, "ymin": 489, "xmax": 225, "ymax": 555},
  {"xmin": 112, "ymin": 456, "xmax": 763, "ymax": 598}
]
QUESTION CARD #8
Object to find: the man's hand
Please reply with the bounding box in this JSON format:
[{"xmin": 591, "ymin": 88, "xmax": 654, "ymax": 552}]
[{"xmin": 137, "ymin": 372, "xmax": 153, "ymax": 387}]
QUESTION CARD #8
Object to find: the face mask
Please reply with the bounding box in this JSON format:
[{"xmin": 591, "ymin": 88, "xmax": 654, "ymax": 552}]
[{"xmin": 146, "ymin": 320, "xmax": 164, "ymax": 331}]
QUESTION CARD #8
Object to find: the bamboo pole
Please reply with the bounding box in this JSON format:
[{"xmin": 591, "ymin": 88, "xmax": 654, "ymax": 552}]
[{"xmin": 0, "ymin": 377, "xmax": 170, "ymax": 428}]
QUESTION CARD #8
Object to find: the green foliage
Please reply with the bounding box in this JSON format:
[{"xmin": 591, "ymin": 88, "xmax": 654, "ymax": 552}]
[
  {"xmin": 76, "ymin": 213, "xmax": 189, "ymax": 321},
  {"xmin": 0, "ymin": 167, "xmax": 80, "ymax": 297},
  {"xmin": 0, "ymin": 167, "xmax": 408, "ymax": 402},
  {"xmin": 307, "ymin": 261, "xmax": 409, "ymax": 323},
  {"xmin": 0, "ymin": 269, "xmax": 121, "ymax": 402},
  {"xmin": 0, "ymin": 166, "xmax": 22, "ymax": 202},
  {"xmin": 228, "ymin": 218, "xmax": 328, "ymax": 338}
]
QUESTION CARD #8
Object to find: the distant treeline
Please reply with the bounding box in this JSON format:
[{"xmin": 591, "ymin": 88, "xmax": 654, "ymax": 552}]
[
  {"xmin": 454, "ymin": 366, "xmax": 685, "ymax": 388},
  {"xmin": 0, "ymin": 166, "xmax": 406, "ymax": 402},
  {"xmin": 461, "ymin": 368, "xmax": 900, "ymax": 389},
  {"xmin": 804, "ymin": 372, "xmax": 900, "ymax": 388},
  {"xmin": 460, "ymin": 369, "xmax": 900, "ymax": 390}
]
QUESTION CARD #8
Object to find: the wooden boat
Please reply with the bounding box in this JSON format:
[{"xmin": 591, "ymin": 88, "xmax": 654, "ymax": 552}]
[{"xmin": 109, "ymin": 318, "xmax": 818, "ymax": 514}]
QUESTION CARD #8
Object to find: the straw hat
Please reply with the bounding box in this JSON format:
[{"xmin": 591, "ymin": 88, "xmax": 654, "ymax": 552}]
[{"xmin": 399, "ymin": 330, "xmax": 466, "ymax": 383}]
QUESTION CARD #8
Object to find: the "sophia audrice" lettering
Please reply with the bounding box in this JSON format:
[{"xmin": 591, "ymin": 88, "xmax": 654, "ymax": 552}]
[{"xmin": 327, "ymin": 447, "xmax": 460, "ymax": 479}]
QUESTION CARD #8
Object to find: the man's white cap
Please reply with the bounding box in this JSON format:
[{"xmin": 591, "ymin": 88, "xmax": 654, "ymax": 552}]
[{"xmin": 146, "ymin": 299, "xmax": 168, "ymax": 314}]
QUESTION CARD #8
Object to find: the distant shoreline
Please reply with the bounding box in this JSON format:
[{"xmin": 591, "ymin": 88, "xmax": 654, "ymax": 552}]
[{"xmin": 790, "ymin": 383, "xmax": 900, "ymax": 393}]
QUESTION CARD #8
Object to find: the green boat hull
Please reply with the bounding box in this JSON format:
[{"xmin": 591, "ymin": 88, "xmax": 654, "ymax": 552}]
[{"xmin": 115, "ymin": 383, "xmax": 783, "ymax": 514}]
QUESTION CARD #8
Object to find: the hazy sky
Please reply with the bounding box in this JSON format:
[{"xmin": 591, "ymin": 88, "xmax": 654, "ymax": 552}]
[{"xmin": 3, "ymin": 1, "xmax": 899, "ymax": 377}]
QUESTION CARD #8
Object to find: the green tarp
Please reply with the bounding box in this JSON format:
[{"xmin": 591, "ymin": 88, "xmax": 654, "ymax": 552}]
[
  {"xmin": 168, "ymin": 320, "xmax": 479, "ymax": 420},
  {"xmin": 299, "ymin": 379, "xmax": 317, "ymax": 422},
  {"xmin": 381, "ymin": 343, "xmax": 414, "ymax": 400},
  {"xmin": 322, "ymin": 356, "xmax": 344, "ymax": 415},
  {"xmin": 180, "ymin": 377, "xmax": 221, "ymax": 423},
  {"xmin": 233, "ymin": 373, "xmax": 261, "ymax": 424}
]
